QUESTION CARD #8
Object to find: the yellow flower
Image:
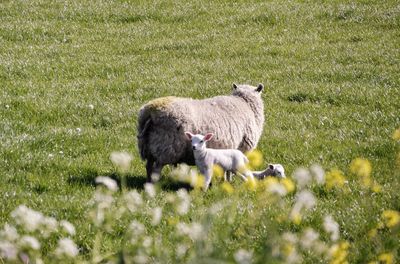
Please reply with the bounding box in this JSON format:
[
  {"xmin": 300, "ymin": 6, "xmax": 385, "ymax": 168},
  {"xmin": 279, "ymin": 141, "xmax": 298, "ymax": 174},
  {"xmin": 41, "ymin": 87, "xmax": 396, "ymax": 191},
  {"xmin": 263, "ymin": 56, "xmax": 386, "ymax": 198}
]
[
  {"xmin": 325, "ymin": 169, "xmax": 346, "ymax": 190},
  {"xmin": 371, "ymin": 183, "xmax": 382, "ymax": 193},
  {"xmin": 244, "ymin": 178, "xmax": 257, "ymax": 191},
  {"xmin": 350, "ymin": 158, "xmax": 372, "ymax": 179},
  {"xmin": 329, "ymin": 241, "xmax": 349, "ymax": 264},
  {"xmin": 191, "ymin": 174, "xmax": 205, "ymax": 190},
  {"xmin": 221, "ymin": 182, "xmax": 234, "ymax": 194},
  {"xmin": 213, "ymin": 164, "xmax": 224, "ymax": 179},
  {"xmin": 167, "ymin": 217, "xmax": 178, "ymax": 226},
  {"xmin": 382, "ymin": 210, "xmax": 400, "ymax": 228},
  {"xmin": 281, "ymin": 243, "xmax": 295, "ymax": 257},
  {"xmin": 290, "ymin": 212, "xmax": 302, "ymax": 225},
  {"xmin": 367, "ymin": 228, "xmax": 377, "ymax": 239},
  {"xmin": 281, "ymin": 178, "xmax": 295, "ymax": 193},
  {"xmin": 393, "ymin": 128, "xmax": 400, "ymax": 141},
  {"xmin": 378, "ymin": 252, "xmax": 394, "ymax": 264},
  {"xmin": 246, "ymin": 150, "xmax": 263, "ymax": 169}
]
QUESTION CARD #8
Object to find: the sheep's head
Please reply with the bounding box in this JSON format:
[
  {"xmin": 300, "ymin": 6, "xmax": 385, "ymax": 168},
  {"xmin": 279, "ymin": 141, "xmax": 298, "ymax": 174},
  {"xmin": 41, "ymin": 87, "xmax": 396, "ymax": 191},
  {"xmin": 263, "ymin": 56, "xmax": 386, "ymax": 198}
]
[
  {"xmin": 232, "ymin": 83, "xmax": 264, "ymax": 96},
  {"xmin": 185, "ymin": 132, "xmax": 213, "ymax": 151}
]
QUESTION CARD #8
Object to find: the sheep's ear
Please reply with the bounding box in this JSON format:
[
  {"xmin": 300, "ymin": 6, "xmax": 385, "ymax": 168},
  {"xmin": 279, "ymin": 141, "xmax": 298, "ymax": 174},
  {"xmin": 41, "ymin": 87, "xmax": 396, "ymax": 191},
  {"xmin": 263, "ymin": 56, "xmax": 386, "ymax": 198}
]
[
  {"xmin": 232, "ymin": 83, "xmax": 238, "ymax": 90},
  {"xmin": 269, "ymin": 164, "xmax": 274, "ymax": 170},
  {"xmin": 256, "ymin": 83, "xmax": 264, "ymax": 93},
  {"xmin": 185, "ymin": 132, "xmax": 193, "ymax": 140},
  {"xmin": 204, "ymin": 133, "xmax": 214, "ymax": 141}
]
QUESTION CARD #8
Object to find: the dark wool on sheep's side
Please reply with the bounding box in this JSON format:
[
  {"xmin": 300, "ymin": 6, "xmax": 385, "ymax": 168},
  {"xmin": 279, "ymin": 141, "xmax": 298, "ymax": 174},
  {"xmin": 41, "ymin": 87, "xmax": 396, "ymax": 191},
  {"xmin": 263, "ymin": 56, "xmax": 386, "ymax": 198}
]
[{"xmin": 137, "ymin": 84, "xmax": 265, "ymax": 181}]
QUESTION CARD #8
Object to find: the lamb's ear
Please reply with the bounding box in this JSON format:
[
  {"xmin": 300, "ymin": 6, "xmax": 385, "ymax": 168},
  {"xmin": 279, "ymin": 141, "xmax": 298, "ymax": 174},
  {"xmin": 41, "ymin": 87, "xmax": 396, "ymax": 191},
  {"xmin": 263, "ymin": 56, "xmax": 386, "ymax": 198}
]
[
  {"xmin": 204, "ymin": 133, "xmax": 214, "ymax": 141},
  {"xmin": 185, "ymin": 132, "xmax": 193, "ymax": 140},
  {"xmin": 256, "ymin": 83, "xmax": 264, "ymax": 93},
  {"xmin": 269, "ymin": 164, "xmax": 274, "ymax": 170},
  {"xmin": 232, "ymin": 83, "xmax": 238, "ymax": 90}
]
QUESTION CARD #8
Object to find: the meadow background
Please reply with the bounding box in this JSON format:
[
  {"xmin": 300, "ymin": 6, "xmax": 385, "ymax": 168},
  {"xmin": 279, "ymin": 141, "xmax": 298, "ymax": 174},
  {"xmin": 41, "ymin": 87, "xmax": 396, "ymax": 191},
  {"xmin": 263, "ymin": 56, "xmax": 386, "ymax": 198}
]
[{"xmin": 0, "ymin": 0, "xmax": 399, "ymax": 263}]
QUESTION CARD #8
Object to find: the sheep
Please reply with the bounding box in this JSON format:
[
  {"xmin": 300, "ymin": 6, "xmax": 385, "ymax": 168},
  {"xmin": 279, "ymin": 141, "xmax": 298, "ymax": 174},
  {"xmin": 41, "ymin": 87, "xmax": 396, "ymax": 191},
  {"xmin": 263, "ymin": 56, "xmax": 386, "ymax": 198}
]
[
  {"xmin": 252, "ymin": 164, "xmax": 286, "ymax": 179},
  {"xmin": 137, "ymin": 83, "xmax": 265, "ymax": 182},
  {"xmin": 185, "ymin": 132, "xmax": 254, "ymax": 190}
]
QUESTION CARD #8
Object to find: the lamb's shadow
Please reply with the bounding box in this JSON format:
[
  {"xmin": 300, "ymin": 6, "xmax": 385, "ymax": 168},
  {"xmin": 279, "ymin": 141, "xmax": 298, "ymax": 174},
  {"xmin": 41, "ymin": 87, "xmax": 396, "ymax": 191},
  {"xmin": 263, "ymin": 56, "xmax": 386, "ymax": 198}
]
[{"xmin": 67, "ymin": 167, "xmax": 192, "ymax": 191}]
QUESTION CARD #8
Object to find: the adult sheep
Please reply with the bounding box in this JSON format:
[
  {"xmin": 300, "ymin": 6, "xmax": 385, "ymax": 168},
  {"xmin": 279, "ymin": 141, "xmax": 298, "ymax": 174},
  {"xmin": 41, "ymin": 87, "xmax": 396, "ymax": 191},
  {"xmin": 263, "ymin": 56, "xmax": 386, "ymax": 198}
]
[{"xmin": 137, "ymin": 83, "xmax": 265, "ymax": 182}]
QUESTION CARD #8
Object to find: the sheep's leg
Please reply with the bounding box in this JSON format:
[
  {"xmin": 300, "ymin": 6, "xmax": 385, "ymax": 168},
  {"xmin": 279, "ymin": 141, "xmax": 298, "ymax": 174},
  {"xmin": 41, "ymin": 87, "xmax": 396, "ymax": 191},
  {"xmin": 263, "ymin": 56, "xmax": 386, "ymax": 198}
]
[
  {"xmin": 146, "ymin": 159, "xmax": 154, "ymax": 182},
  {"xmin": 150, "ymin": 163, "xmax": 163, "ymax": 182},
  {"xmin": 236, "ymin": 169, "xmax": 254, "ymax": 182},
  {"xmin": 235, "ymin": 171, "xmax": 248, "ymax": 181}
]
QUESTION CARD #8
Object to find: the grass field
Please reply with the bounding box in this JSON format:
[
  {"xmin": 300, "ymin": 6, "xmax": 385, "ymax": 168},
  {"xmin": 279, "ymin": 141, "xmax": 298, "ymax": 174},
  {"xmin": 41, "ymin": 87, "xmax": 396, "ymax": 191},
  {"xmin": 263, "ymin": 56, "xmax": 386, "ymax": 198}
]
[{"xmin": 1, "ymin": 0, "xmax": 399, "ymax": 263}]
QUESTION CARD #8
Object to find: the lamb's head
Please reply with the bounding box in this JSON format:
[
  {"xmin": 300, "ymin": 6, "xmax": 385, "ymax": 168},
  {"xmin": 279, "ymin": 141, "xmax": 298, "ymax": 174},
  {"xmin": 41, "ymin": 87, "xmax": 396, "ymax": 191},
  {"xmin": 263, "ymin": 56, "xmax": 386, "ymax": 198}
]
[
  {"xmin": 185, "ymin": 132, "xmax": 213, "ymax": 151},
  {"xmin": 267, "ymin": 164, "xmax": 286, "ymax": 178},
  {"xmin": 232, "ymin": 83, "xmax": 264, "ymax": 97}
]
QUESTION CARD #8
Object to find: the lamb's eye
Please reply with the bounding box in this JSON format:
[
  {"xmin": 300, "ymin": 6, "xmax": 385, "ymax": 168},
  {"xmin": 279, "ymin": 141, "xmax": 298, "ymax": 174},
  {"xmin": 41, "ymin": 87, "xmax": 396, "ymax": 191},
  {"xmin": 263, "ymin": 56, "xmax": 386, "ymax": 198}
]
[{"xmin": 200, "ymin": 140, "xmax": 204, "ymax": 143}]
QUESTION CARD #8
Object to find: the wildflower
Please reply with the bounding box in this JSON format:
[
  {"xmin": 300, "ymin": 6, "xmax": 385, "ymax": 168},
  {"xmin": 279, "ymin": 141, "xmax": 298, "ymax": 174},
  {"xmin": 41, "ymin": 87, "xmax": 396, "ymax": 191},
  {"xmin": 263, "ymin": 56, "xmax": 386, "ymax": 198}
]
[
  {"xmin": 368, "ymin": 228, "xmax": 377, "ymax": 239},
  {"xmin": 267, "ymin": 181, "xmax": 287, "ymax": 196},
  {"xmin": 323, "ymin": 215, "xmax": 340, "ymax": 241},
  {"xmin": 300, "ymin": 228, "xmax": 320, "ymax": 249},
  {"xmin": 176, "ymin": 189, "xmax": 191, "ymax": 215},
  {"xmin": 329, "ymin": 241, "xmax": 349, "ymax": 264},
  {"xmin": 176, "ymin": 244, "xmax": 188, "ymax": 258},
  {"xmin": 293, "ymin": 168, "xmax": 312, "ymax": 189},
  {"xmin": 20, "ymin": 236, "xmax": 40, "ymax": 250},
  {"xmin": 88, "ymin": 104, "xmax": 94, "ymax": 110},
  {"xmin": 142, "ymin": 236, "xmax": 152, "ymax": 248},
  {"xmin": 290, "ymin": 212, "xmax": 302, "ymax": 225},
  {"xmin": 325, "ymin": 169, "xmax": 346, "ymax": 190},
  {"xmin": 0, "ymin": 241, "xmax": 17, "ymax": 260},
  {"xmin": 124, "ymin": 190, "xmax": 143, "ymax": 212},
  {"xmin": 151, "ymin": 207, "xmax": 162, "ymax": 226},
  {"xmin": 60, "ymin": 220, "xmax": 76, "ymax": 236},
  {"xmin": 378, "ymin": 252, "xmax": 394, "ymax": 264},
  {"xmin": 110, "ymin": 151, "xmax": 133, "ymax": 172},
  {"xmin": 393, "ymin": 128, "xmax": 400, "ymax": 141},
  {"xmin": 95, "ymin": 176, "xmax": 118, "ymax": 192},
  {"xmin": 246, "ymin": 149, "xmax": 263, "ymax": 169},
  {"xmin": 281, "ymin": 178, "xmax": 295, "ymax": 193},
  {"xmin": 234, "ymin": 249, "xmax": 253, "ymax": 264},
  {"xmin": 244, "ymin": 178, "xmax": 257, "ymax": 191},
  {"xmin": 213, "ymin": 164, "xmax": 224, "ymax": 179},
  {"xmin": 144, "ymin": 183, "xmax": 156, "ymax": 198},
  {"xmin": 54, "ymin": 238, "xmax": 79, "ymax": 258},
  {"xmin": 382, "ymin": 210, "xmax": 400, "ymax": 228},
  {"xmin": 11, "ymin": 205, "xmax": 44, "ymax": 232},
  {"xmin": 76, "ymin": 128, "xmax": 82, "ymax": 133},
  {"xmin": 0, "ymin": 224, "xmax": 19, "ymax": 241},
  {"xmin": 176, "ymin": 222, "xmax": 204, "ymax": 241},
  {"xmin": 190, "ymin": 173, "xmax": 205, "ymax": 189},
  {"xmin": 221, "ymin": 182, "xmax": 234, "ymax": 194},
  {"xmin": 41, "ymin": 216, "xmax": 58, "ymax": 237},
  {"xmin": 310, "ymin": 164, "xmax": 325, "ymax": 185},
  {"xmin": 290, "ymin": 190, "xmax": 316, "ymax": 224},
  {"xmin": 129, "ymin": 221, "xmax": 146, "ymax": 242},
  {"xmin": 350, "ymin": 158, "xmax": 372, "ymax": 188}
]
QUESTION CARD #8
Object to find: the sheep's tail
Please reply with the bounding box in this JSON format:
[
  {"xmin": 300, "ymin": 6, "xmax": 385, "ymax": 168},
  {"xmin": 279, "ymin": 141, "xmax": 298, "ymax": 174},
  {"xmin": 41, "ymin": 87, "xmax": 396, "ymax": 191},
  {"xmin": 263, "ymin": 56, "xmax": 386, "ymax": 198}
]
[{"xmin": 137, "ymin": 113, "xmax": 152, "ymax": 161}]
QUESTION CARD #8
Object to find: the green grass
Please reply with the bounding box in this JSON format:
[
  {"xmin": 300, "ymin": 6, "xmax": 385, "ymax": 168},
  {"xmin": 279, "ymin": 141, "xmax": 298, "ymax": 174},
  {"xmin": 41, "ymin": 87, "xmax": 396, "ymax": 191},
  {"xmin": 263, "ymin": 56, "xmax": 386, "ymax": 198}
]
[{"xmin": 1, "ymin": 0, "xmax": 399, "ymax": 263}]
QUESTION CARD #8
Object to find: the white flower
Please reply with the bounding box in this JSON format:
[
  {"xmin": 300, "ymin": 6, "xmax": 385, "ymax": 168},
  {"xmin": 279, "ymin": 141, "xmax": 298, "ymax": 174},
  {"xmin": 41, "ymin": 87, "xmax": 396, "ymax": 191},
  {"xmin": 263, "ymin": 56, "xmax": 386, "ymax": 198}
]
[
  {"xmin": 234, "ymin": 249, "xmax": 253, "ymax": 264},
  {"xmin": 282, "ymin": 232, "xmax": 298, "ymax": 244},
  {"xmin": 129, "ymin": 221, "xmax": 145, "ymax": 237},
  {"xmin": 133, "ymin": 254, "xmax": 148, "ymax": 264},
  {"xmin": 290, "ymin": 190, "xmax": 316, "ymax": 219},
  {"xmin": 110, "ymin": 152, "xmax": 133, "ymax": 172},
  {"xmin": 142, "ymin": 236, "xmax": 152, "ymax": 248},
  {"xmin": 144, "ymin": 183, "xmax": 156, "ymax": 198},
  {"xmin": 176, "ymin": 188, "xmax": 191, "ymax": 215},
  {"xmin": 0, "ymin": 241, "xmax": 17, "ymax": 260},
  {"xmin": 0, "ymin": 224, "xmax": 19, "ymax": 241},
  {"xmin": 293, "ymin": 168, "xmax": 311, "ymax": 188},
  {"xmin": 124, "ymin": 190, "xmax": 143, "ymax": 212},
  {"xmin": 323, "ymin": 215, "xmax": 340, "ymax": 241},
  {"xmin": 95, "ymin": 176, "xmax": 118, "ymax": 191},
  {"xmin": 88, "ymin": 104, "xmax": 94, "ymax": 110},
  {"xmin": 60, "ymin": 220, "xmax": 76, "ymax": 236},
  {"xmin": 176, "ymin": 244, "xmax": 188, "ymax": 258},
  {"xmin": 76, "ymin": 128, "xmax": 82, "ymax": 133},
  {"xmin": 54, "ymin": 238, "xmax": 79, "ymax": 258},
  {"xmin": 310, "ymin": 164, "xmax": 325, "ymax": 185},
  {"xmin": 11, "ymin": 205, "xmax": 44, "ymax": 232},
  {"xmin": 151, "ymin": 207, "xmax": 162, "ymax": 226},
  {"xmin": 300, "ymin": 228, "xmax": 320, "ymax": 249},
  {"xmin": 267, "ymin": 182, "xmax": 287, "ymax": 196},
  {"xmin": 41, "ymin": 217, "xmax": 58, "ymax": 237},
  {"xmin": 176, "ymin": 222, "xmax": 203, "ymax": 241},
  {"xmin": 20, "ymin": 236, "xmax": 40, "ymax": 250}
]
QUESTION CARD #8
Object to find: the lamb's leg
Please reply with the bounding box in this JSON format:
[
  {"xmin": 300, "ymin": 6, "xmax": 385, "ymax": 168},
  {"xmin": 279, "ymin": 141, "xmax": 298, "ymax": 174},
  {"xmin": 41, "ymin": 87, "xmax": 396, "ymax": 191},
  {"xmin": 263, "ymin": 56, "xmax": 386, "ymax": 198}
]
[
  {"xmin": 224, "ymin": 171, "xmax": 232, "ymax": 182},
  {"xmin": 202, "ymin": 167, "xmax": 213, "ymax": 191}
]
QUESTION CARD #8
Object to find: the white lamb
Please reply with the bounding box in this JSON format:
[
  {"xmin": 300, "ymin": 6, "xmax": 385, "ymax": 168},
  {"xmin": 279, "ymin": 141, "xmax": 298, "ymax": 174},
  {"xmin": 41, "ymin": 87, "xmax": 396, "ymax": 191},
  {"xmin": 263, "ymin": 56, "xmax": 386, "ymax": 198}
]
[
  {"xmin": 252, "ymin": 164, "xmax": 286, "ymax": 179},
  {"xmin": 185, "ymin": 132, "xmax": 254, "ymax": 190}
]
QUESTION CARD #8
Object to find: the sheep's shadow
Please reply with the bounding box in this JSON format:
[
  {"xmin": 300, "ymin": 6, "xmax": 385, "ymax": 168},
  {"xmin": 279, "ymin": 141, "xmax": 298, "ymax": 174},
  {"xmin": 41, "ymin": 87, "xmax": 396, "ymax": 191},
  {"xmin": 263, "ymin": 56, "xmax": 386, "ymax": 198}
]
[{"xmin": 67, "ymin": 167, "xmax": 192, "ymax": 191}]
